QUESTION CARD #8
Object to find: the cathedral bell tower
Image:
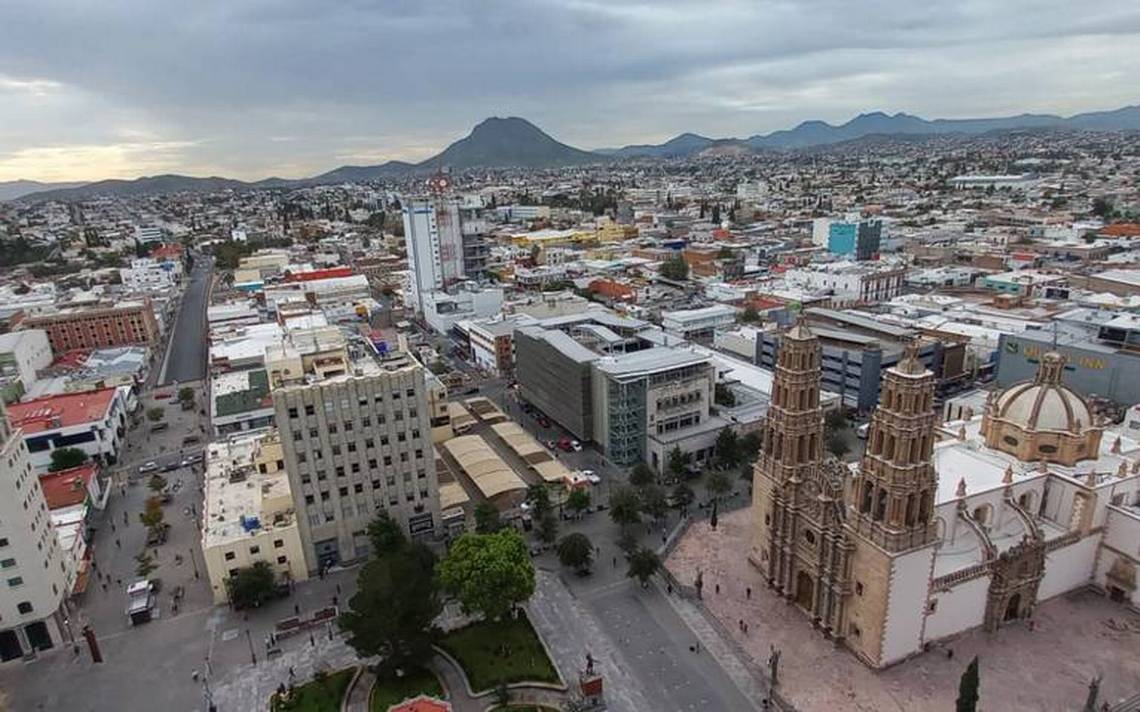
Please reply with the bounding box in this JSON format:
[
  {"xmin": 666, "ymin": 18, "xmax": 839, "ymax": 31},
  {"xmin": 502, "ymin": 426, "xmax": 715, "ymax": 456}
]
[
  {"xmin": 750, "ymin": 317, "xmax": 825, "ymax": 594},
  {"xmin": 847, "ymin": 341, "xmax": 939, "ymax": 551}
]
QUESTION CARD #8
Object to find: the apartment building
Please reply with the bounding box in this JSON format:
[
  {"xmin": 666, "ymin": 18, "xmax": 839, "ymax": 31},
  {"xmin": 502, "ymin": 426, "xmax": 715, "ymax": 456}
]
[
  {"xmin": 272, "ymin": 341, "xmax": 441, "ymax": 570},
  {"xmin": 6, "ymin": 388, "xmax": 129, "ymax": 471},
  {"xmin": 0, "ymin": 405, "xmax": 70, "ymax": 662},
  {"xmin": 661, "ymin": 304, "xmax": 738, "ymax": 344},
  {"xmin": 0, "ymin": 330, "xmax": 52, "ymax": 402}
]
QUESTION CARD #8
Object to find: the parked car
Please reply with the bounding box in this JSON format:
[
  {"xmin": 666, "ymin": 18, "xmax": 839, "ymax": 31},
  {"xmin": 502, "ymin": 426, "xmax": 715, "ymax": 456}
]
[
  {"xmin": 182, "ymin": 435, "xmax": 200, "ymax": 446},
  {"xmin": 150, "ymin": 422, "xmax": 170, "ymax": 433},
  {"xmin": 557, "ymin": 437, "xmax": 573, "ymax": 452},
  {"xmin": 162, "ymin": 461, "xmax": 180, "ymax": 472},
  {"xmin": 538, "ymin": 416, "xmax": 551, "ymax": 429},
  {"xmin": 138, "ymin": 461, "xmax": 159, "ymax": 474},
  {"xmin": 581, "ymin": 469, "xmax": 602, "ymax": 485},
  {"xmin": 570, "ymin": 440, "xmax": 583, "ymax": 452},
  {"xmin": 856, "ymin": 423, "xmax": 871, "ymax": 439}
]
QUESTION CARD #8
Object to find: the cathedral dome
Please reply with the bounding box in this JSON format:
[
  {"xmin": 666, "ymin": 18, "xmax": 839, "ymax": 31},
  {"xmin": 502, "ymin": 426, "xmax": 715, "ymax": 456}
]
[{"xmin": 981, "ymin": 352, "xmax": 1101, "ymax": 466}]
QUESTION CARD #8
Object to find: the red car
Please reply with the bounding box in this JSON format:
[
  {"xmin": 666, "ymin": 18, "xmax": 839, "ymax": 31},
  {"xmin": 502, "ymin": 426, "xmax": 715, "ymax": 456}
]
[{"xmin": 557, "ymin": 437, "xmax": 573, "ymax": 452}]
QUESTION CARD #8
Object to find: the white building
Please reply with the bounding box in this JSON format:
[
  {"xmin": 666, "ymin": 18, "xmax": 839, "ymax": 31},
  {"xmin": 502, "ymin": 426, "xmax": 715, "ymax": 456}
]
[
  {"xmin": 403, "ymin": 200, "xmax": 465, "ymax": 314},
  {"xmin": 783, "ymin": 261, "xmax": 908, "ymax": 306},
  {"xmin": 5, "ymin": 388, "xmax": 128, "ymax": 472},
  {"xmin": 134, "ymin": 225, "xmax": 165, "ymax": 244},
  {"xmin": 119, "ymin": 258, "xmax": 180, "ymax": 292},
  {"xmin": 661, "ymin": 304, "xmax": 738, "ymax": 344},
  {"xmin": 0, "ymin": 405, "xmax": 71, "ymax": 662},
  {"xmin": 0, "ymin": 330, "xmax": 52, "ymax": 399},
  {"xmin": 423, "ymin": 285, "xmax": 504, "ymax": 335}
]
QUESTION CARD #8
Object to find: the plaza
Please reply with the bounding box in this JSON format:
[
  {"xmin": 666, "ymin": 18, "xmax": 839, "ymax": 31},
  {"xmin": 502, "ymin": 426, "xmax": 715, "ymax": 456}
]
[{"xmin": 666, "ymin": 508, "xmax": 1140, "ymax": 711}]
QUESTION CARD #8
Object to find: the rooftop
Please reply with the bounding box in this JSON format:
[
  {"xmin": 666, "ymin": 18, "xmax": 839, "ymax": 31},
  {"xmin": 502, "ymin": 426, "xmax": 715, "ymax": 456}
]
[
  {"xmin": 7, "ymin": 388, "xmax": 118, "ymax": 434},
  {"xmin": 203, "ymin": 433, "xmax": 295, "ymax": 548},
  {"xmin": 594, "ymin": 346, "xmax": 710, "ymax": 377},
  {"xmin": 39, "ymin": 464, "xmax": 98, "ymax": 510}
]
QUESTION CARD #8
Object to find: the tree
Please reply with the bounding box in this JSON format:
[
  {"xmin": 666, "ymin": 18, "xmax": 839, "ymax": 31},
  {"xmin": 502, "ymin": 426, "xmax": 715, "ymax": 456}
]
[
  {"xmin": 826, "ymin": 431, "xmax": 850, "ymax": 459},
  {"xmin": 178, "ymin": 386, "xmax": 195, "ymax": 406},
  {"xmin": 629, "ymin": 463, "xmax": 656, "ymax": 488},
  {"xmin": 714, "ymin": 383, "xmax": 736, "ymax": 408},
  {"xmin": 667, "ymin": 447, "xmax": 689, "ymax": 479},
  {"xmin": 437, "ymin": 530, "xmax": 535, "ymax": 621},
  {"xmin": 739, "ymin": 431, "xmax": 762, "ymax": 462},
  {"xmin": 609, "ymin": 485, "xmax": 642, "ymax": 530},
  {"xmin": 640, "ymin": 484, "xmax": 668, "ymax": 521},
  {"xmin": 659, "ymin": 254, "xmax": 689, "ymax": 281},
  {"xmin": 740, "ymin": 305, "xmax": 760, "ymax": 324},
  {"xmin": 146, "ymin": 407, "xmax": 165, "ymax": 422},
  {"xmin": 616, "ymin": 527, "xmax": 639, "ymax": 554},
  {"xmin": 227, "ymin": 561, "xmax": 277, "ymax": 609},
  {"xmin": 537, "ymin": 512, "xmax": 559, "ymax": 545},
  {"xmin": 557, "ymin": 533, "xmax": 594, "ymax": 574},
  {"xmin": 714, "ymin": 428, "xmax": 740, "ymax": 468},
  {"xmin": 367, "ymin": 511, "xmax": 407, "ymax": 556},
  {"xmin": 134, "ymin": 551, "xmax": 157, "ymax": 578},
  {"xmin": 626, "ymin": 547, "xmax": 661, "ymax": 587},
  {"xmin": 340, "ymin": 543, "xmax": 441, "ymax": 676},
  {"xmin": 49, "ymin": 447, "xmax": 88, "ymax": 472},
  {"xmin": 474, "ymin": 502, "xmax": 502, "ymax": 534},
  {"xmin": 956, "ymin": 656, "xmax": 980, "ymax": 712},
  {"xmin": 706, "ymin": 470, "xmax": 733, "ymax": 501},
  {"xmin": 148, "ymin": 474, "xmax": 168, "ymax": 493},
  {"xmin": 565, "ymin": 488, "xmax": 591, "ymax": 517},
  {"xmin": 670, "ymin": 482, "xmax": 695, "ymax": 510},
  {"xmin": 824, "ymin": 409, "xmax": 848, "ymax": 431},
  {"xmin": 525, "ymin": 484, "xmax": 552, "ymax": 517},
  {"xmin": 139, "ymin": 499, "xmax": 165, "ymax": 532},
  {"xmin": 1091, "ymin": 196, "xmax": 1114, "ymax": 219}
]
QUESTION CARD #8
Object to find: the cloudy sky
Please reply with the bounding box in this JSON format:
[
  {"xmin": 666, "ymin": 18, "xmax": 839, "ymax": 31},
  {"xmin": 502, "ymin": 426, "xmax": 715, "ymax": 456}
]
[{"xmin": 1, "ymin": 0, "xmax": 1139, "ymax": 182}]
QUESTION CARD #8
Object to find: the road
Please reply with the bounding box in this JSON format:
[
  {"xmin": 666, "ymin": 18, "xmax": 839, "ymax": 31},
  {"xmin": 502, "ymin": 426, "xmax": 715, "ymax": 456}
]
[{"xmin": 160, "ymin": 258, "xmax": 212, "ymax": 386}]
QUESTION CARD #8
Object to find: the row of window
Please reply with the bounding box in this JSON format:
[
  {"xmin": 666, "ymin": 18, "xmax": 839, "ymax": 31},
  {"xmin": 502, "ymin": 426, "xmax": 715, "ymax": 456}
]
[{"xmin": 223, "ymin": 538, "xmax": 287, "ymax": 561}]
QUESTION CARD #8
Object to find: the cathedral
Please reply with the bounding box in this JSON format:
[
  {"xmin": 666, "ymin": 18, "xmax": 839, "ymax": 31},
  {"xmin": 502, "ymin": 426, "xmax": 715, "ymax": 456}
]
[{"xmin": 750, "ymin": 319, "xmax": 1140, "ymax": 668}]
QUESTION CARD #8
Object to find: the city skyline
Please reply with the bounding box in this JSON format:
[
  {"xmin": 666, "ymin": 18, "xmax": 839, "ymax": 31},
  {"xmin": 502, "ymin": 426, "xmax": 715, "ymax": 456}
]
[{"xmin": 2, "ymin": 0, "xmax": 1140, "ymax": 182}]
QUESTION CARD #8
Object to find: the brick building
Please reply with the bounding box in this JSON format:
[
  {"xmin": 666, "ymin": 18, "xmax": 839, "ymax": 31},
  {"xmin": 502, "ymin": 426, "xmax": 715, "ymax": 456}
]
[{"xmin": 18, "ymin": 301, "xmax": 159, "ymax": 353}]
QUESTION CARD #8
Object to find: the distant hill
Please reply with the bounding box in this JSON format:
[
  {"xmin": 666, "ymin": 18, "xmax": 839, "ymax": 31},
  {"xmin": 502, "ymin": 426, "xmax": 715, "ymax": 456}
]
[
  {"xmin": 745, "ymin": 106, "xmax": 1140, "ymax": 150},
  {"xmin": 0, "ymin": 179, "xmax": 88, "ymax": 201},
  {"xmin": 414, "ymin": 116, "xmax": 600, "ymax": 170},
  {"xmin": 600, "ymin": 132, "xmax": 716, "ymax": 158},
  {"xmin": 11, "ymin": 106, "xmax": 1140, "ymax": 202}
]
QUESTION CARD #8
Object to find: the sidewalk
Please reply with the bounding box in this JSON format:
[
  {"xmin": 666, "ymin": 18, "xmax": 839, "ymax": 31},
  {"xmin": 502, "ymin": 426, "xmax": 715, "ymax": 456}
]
[{"xmin": 526, "ymin": 569, "xmax": 655, "ymax": 712}]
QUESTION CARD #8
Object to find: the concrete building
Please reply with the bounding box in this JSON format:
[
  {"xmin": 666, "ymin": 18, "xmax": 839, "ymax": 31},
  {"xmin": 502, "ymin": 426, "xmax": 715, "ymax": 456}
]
[
  {"xmin": 661, "ymin": 304, "xmax": 738, "ymax": 344},
  {"xmin": 119, "ymin": 258, "xmax": 181, "ymax": 292},
  {"xmin": 462, "ymin": 317, "xmax": 527, "ymax": 375},
  {"xmin": 210, "ymin": 369, "xmax": 274, "ymax": 437},
  {"xmin": 201, "ymin": 431, "xmax": 309, "ymax": 604},
  {"xmin": 422, "ymin": 285, "xmax": 503, "ymax": 336},
  {"xmin": 0, "ymin": 330, "xmax": 52, "ymax": 402},
  {"xmin": 403, "ymin": 200, "xmax": 488, "ymax": 314},
  {"xmin": 272, "ymin": 341, "xmax": 441, "ymax": 569},
  {"xmin": 6, "ymin": 388, "xmax": 128, "ymax": 471},
  {"xmin": 995, "ymin": 312, "xmax": 1140, "ymax": 406},
  {"xmin": 755, "ymin": 308, "xmax": 966, "ymax": 412},
  {"xmin": 0, "ymin": 404, "xmax": 71, "ymax": 662},
  {"xmin": 18, "ymin": 300, "xmax": 160, "ymax": 353},
  {"xmin": 516, "ymin": 326, "xmax": 598, "ymax": 442},
  {"xmin": 980, "ymin": 270, "xmax": 1067, "ymax": 297}
]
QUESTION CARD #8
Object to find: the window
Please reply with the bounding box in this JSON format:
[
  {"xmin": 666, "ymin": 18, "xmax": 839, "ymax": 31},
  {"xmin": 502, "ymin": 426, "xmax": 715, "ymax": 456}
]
[
  {"xmin": 304, "ymin": 405, "xmax": 315, "ymax": 416},
  {"xmin": 406, "ymin": 388, "xmax": 415, "ymax": 398},
  {"xmin": 351, "ymin": 463, "xmax": 361, "ymax": 473},
  {"xmin": 803, "ymin": 530, "xmax": 816, "ymax": 545},
  {"xmin": 347, "ymin": 443, "xmax": 357, "ymax": 453},
  {"xmin": 7, "ymin": 577, "xmax": 23, "ymax": 587},
  {"xmin": 927, "ymin": 599, "xmax": 938, "ymax": 613},
  {"xmin": 365, "ymin": 439, "xmax": 374, "ymax": 449},
  {"xmin": 362, "ymin": 417, "xmax": 371, "ymax": 427},
  {"xmin": 277, "ymin": 556, "xmax": 288, "ymax": 564},
  {"xmin": 309, "ymin": 428, "xmax": 319, "ymax": 438},
  {"xmin": 328, "ymin": 424, "xmax": 338, "ymax": 434},
  {"xmin": 304, "ymin": 495, "xmax": 315, "ymax": 505},
  {"xmin": 320, "ymin": 491, "xmax": 330, "ymax": 501},
  {"xmin": 344, "ymin": 422, "xmax": 353, "ymax": 432},
  {"xmin": 384, "ymin": 456, "xmax": 392, "ymax": 466},
  {"xmin": 339, "ymin": 487, "xmax": 349, "ymax": 496},
  {"xmin": 301, "ymin": 475, "xmax": 311, "ymax": 485},
  {"xmin": 296, "ymin": 452, "xmax": 307, "ymax": 464},
  {"xmin": 354, "ymin": 483, "xmax": 364, "ymax": 494},
  {"xmin": 274, "ymin": 539, "xmax": 284, "ymax": 548},
  {"xmin": 292, "ymin": 430, "xmax": 303, "ymax": 442},
  {"xmin": 224, "ymin": 552, "xmax": 236, "ymax": 561},
  {"xmin": 368, "ymin": 459, "xmax": 378, "ymax": 469},
  {"xmin": 415, "ymin": 449, "xmax": 423, "ymax": 459},
  {"xmin": 288, "ymin": 407, "xmax": 299, "ymax": 419},
  {"xmin": 17, "ymin": 601, "xmax": 33, "ymax": 614},
  {"xmin": 0, "ymin": 559, "xmax": 15, "ymax": 569},
  {"xmin": 249, "ymin": 546, "xmax": 260, "ymax": 555},
  {"xmin": 332, "ymin": 445, "xmax": 342, "ymax": 456}
]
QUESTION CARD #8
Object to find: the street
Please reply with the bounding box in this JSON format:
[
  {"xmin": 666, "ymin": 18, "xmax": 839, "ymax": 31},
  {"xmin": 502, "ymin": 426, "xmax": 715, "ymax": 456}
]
[{"xmin": 160, "ymin": 258, "xmax": 212, "ymax": 386}]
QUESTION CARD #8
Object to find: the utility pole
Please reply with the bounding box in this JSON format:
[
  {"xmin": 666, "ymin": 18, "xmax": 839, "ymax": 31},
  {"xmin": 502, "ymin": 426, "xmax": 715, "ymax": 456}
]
[
  {"xmin": 188, "ymin": 546, "xmax": 200, "ymax": 579},
  {"xmin": 246, "ymin": 628, "xmax": 257, "ymax": 665}
]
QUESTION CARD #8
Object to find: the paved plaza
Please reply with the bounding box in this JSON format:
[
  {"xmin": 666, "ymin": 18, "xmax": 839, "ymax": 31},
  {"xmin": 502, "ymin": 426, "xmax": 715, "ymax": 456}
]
[{"xmin": 666, "ymin": 507, "xmax": 1140, "ymax": 712}]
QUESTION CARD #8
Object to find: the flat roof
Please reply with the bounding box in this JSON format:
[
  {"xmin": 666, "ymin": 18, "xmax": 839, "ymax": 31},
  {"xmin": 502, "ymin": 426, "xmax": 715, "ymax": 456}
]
[
  {"xmin": 594, "ymin": 346, "xmax": 710, "ymax": 377},
  {"xmin": 7, "ymin": 388, "xmax": 118, "ymax": 434},
  {"xmin": 806, "ymin": 307, "xmax": 914, "ymax": 339}
]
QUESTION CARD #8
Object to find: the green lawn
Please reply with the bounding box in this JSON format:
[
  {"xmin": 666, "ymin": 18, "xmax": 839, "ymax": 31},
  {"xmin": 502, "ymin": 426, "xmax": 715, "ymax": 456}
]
[
  {"xmin": 369, "ymin": 667, "xmax": 445, "ymax": 712},
  {"xmin": 438, "ymin": 614, "xmax": 560, "ymax": 692},
  {"xmin": 271, "ymin": 668, "xmax": 355, "ymax": 712}
]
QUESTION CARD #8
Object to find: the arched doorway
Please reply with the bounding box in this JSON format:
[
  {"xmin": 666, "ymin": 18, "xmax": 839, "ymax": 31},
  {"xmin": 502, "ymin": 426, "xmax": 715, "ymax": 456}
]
[
  {"xmin": 1004, "ymin": 593, "xmax": 1022, "ymax": 622},
  {"xmin": 795, "ymin": 571, "xmax": 815, "ymax": 612}
]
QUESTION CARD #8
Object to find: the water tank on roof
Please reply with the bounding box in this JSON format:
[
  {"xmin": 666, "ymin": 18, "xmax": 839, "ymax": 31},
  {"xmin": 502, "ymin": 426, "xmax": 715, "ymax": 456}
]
[{"xmin": 239, "ymin": 515, "xmax": 261, "ymax": 532}]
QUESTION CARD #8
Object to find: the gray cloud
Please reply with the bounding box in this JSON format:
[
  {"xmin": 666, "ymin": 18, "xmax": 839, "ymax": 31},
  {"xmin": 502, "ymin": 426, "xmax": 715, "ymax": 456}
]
[{"xmin": 0, "ymin": 0, "xmax": 1138, "ymax": 180}]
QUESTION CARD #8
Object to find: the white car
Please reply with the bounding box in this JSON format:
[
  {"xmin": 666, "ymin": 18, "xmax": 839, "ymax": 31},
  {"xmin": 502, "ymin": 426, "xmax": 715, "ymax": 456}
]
[
  {"xmin": 571, "ymin": 441, "xmax": 583, "ymax": 452},
  {"xmin": 581, "ymin": 469, "xmax": 602, "ymax": 485},
  {"xmin": 138, "ymin": 461, "xmax": 159, "ymax": 474}
]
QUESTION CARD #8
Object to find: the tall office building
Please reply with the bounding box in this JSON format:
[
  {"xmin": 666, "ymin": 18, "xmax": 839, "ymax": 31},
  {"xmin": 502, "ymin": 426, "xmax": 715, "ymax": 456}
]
[
  {"xmin": 827, "ymin": 219, "xmax": 882, "ymax": 261},
  {"xmin": 272, "ymin": 341, "xmax": 442, "ymax": 570},
  {"xmin": 0, "ymin": 404, "xmax": 70, "ymax": 662},
  {"xmin": 403, "ymin": 197, "xmax": 488, "ymax": 314}
]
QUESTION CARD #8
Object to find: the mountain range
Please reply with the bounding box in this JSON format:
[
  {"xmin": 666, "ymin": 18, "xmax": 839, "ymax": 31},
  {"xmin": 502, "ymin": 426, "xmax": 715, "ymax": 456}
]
[{"xmin": 10, "ymin": 106, "xmax": 1140, "ymax": 202}]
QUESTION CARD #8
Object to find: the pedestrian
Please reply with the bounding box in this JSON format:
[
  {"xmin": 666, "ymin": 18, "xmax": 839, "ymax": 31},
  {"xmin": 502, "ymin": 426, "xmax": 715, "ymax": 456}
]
[
  {"xmin": 110, "ymin": 522, "xmax": 116, "ymax": 533},
  {"xmin": 123, "ymin": 512, "xmax": 128, "ymax": 525},
  {"xmin": 116, "ymin": 577, "xmax": 122, "ymax": 585},
  {"xmin": 336, "ymin": 583, "xmax": 341, "ymax": 595},
  {"xmin": 115, "ymin": 538, "xmax": 121, "ymax": 549},
  {"xmin": 332, "ymin": 595, "xmax": 338, "ymax": 607},
  {"xmin": 191, "ymin": 670, "xmax": 200, "ymax": 682},
  {"xmin": 667, "ymin": 584, "xmax": 673, "ymax": 595},
  {"xmin": 746, "ymin": 586, "xmax": 752, "ymax": 600},
  {"xmin": 612, "ymin": 556, "xmax": 617, "ymax": 568},
  {"xmin": 946, "ymin": 648, "xmax": 954, "ymax": 660},
  {"xmin": 309, "ymin": 633, "xmax": 315, "ymax": 647},
  {"xmin": 743, "ymin": 623, "xmax": 749, "ymax": 635},
  {"xmin": 715, "ymin": 583, "xmax": 720, "ymax": 594},
  {"xmin": 294, "ymin": 603, "xmax": 300, "ymax": 616},
  {"xmin": 101, "ymin": 583, "xmax": 108, "ymax": 592}
]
